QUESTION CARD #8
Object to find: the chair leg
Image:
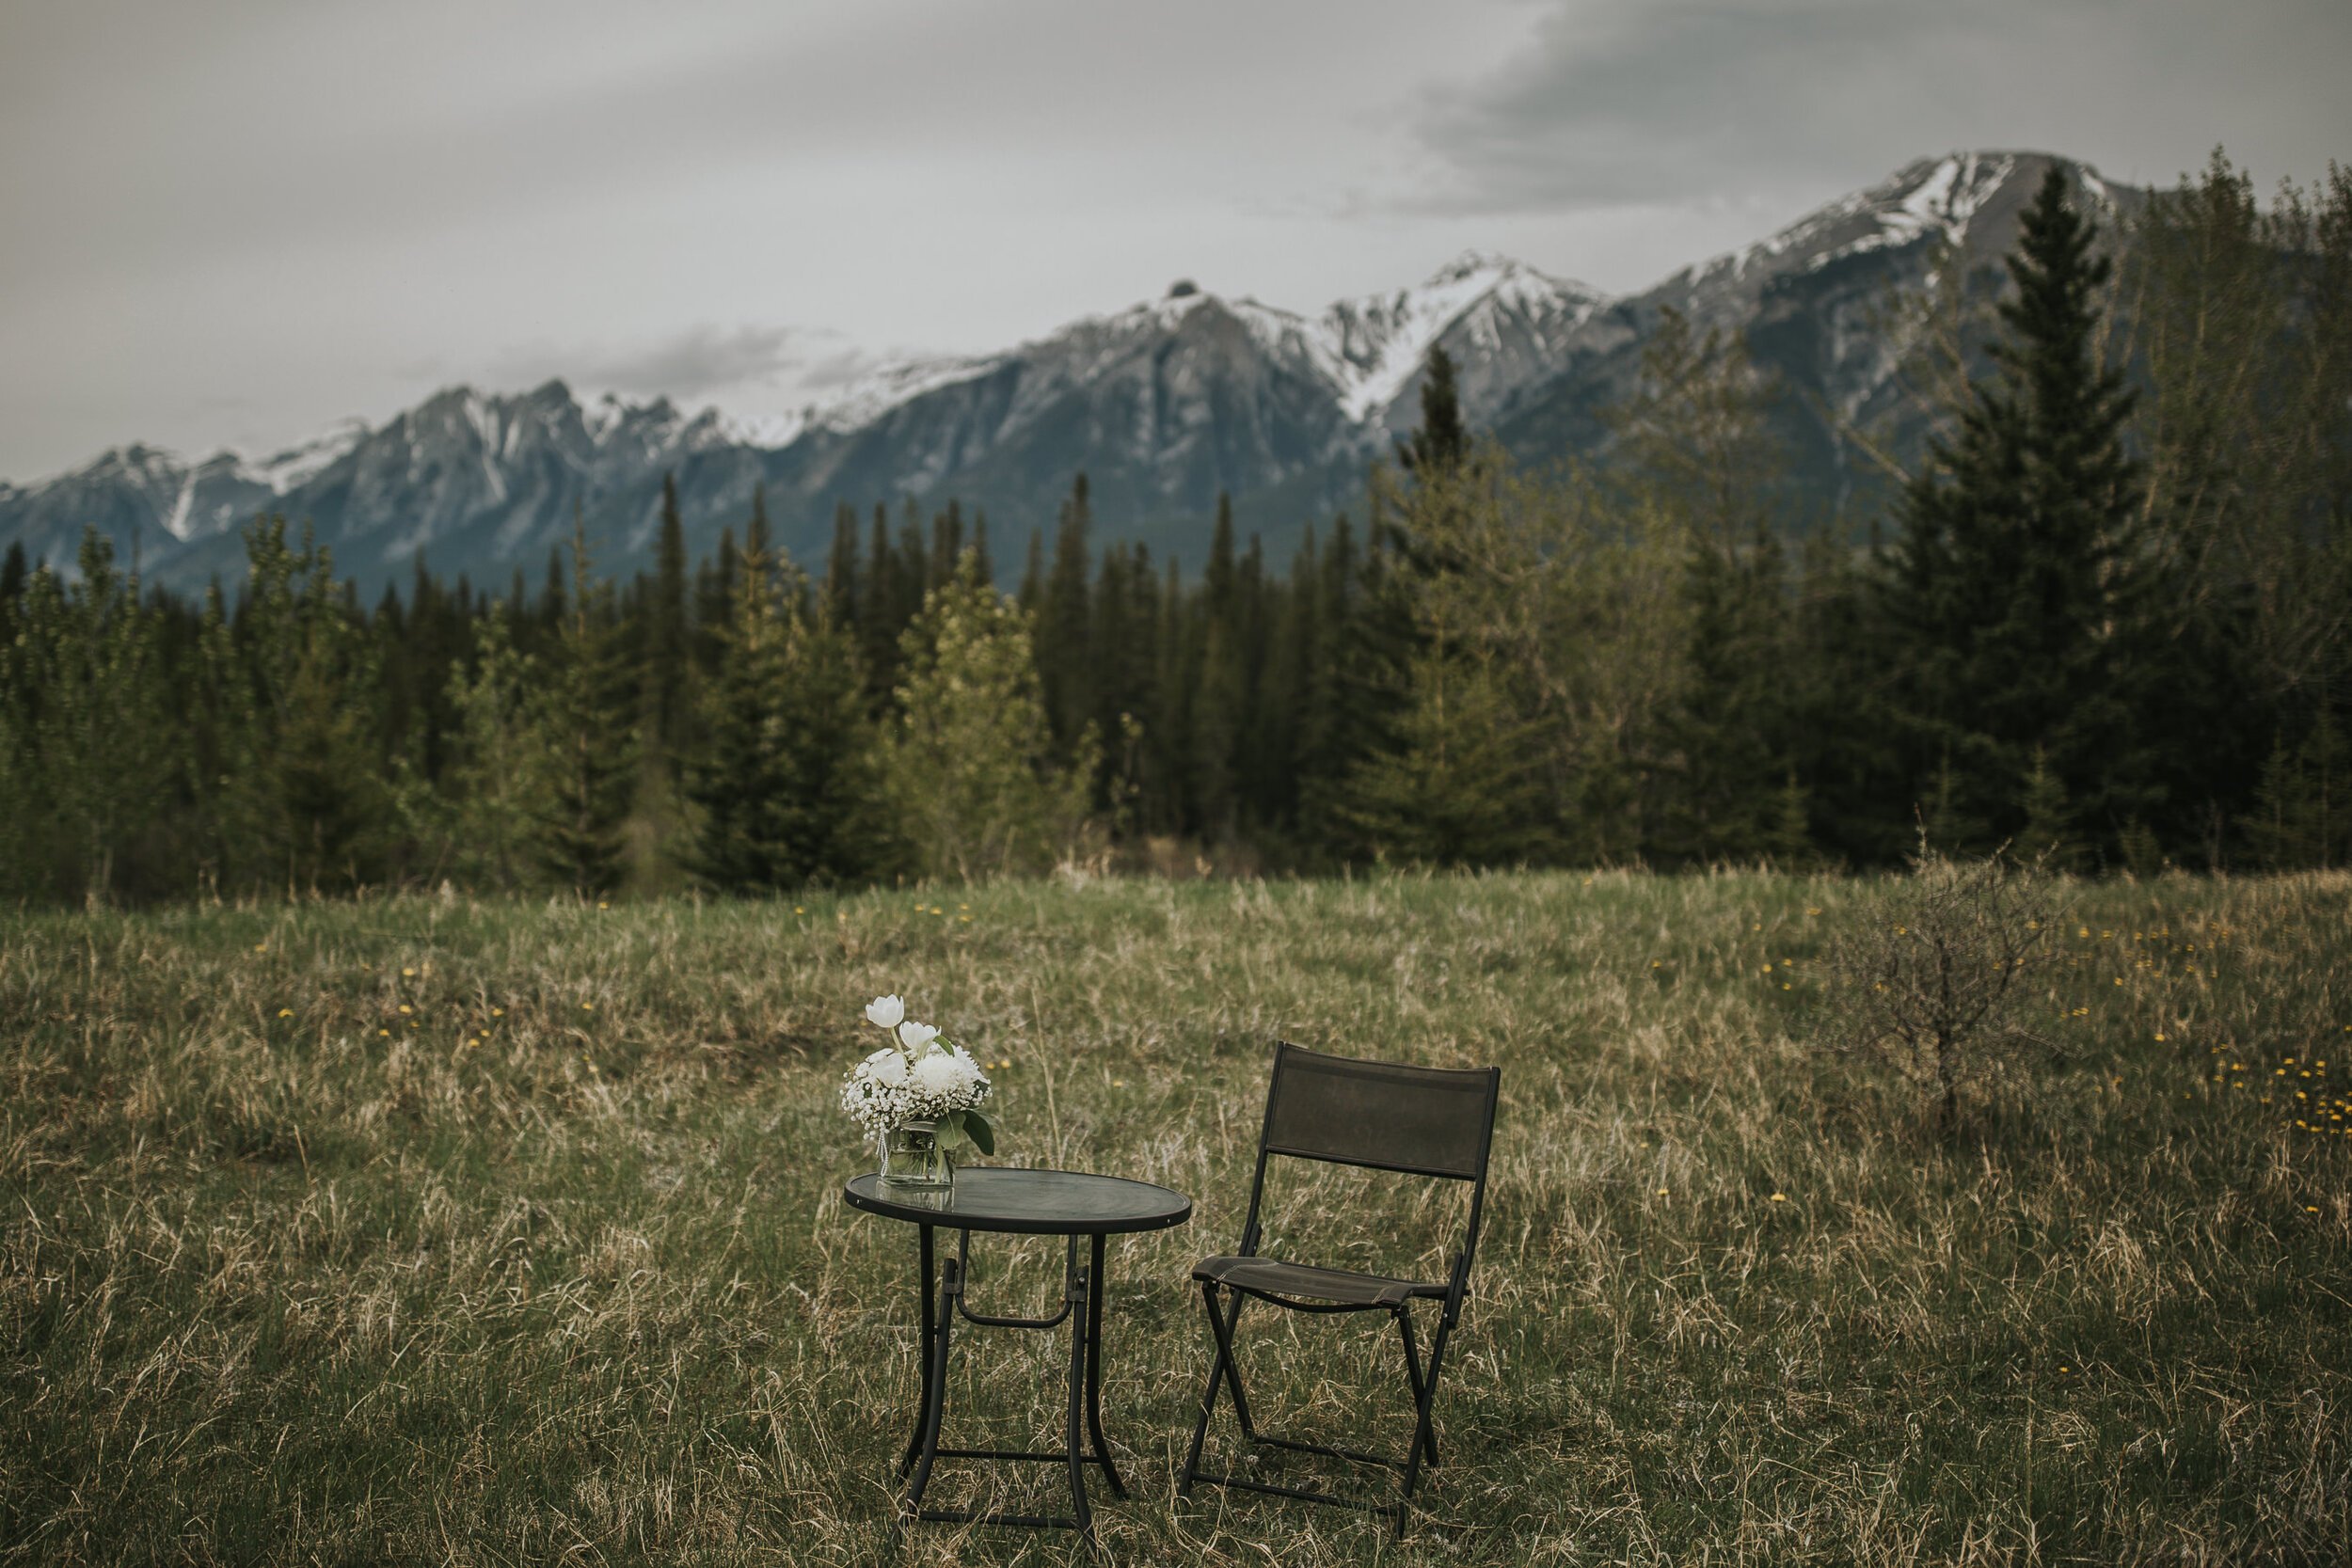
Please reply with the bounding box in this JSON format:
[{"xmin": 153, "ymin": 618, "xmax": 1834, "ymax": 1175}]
[
  {"xmin": 1394, "ymin": 1307, "xmax": 1438, "ymax": 1468},
  {"xmin": 1179, "ymin": 1282, "xmax": 1254, "ymax": 1496},
  {"xmin": 1393, "ymin": 1313, "xmax": 1454, "ymax": 1535}
]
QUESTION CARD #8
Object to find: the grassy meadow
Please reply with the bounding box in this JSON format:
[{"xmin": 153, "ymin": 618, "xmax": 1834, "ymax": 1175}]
[{"xmin": 3, "ymin": 870, "xmax": 2348, "ymax": 1565}]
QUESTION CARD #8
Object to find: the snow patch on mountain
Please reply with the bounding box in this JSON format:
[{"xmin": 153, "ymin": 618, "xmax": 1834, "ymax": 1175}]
[
  {"xmin": 802, "ymin": 356, "xmax": 1000, "ymax": 433},
  {"xmin": 242, "ymin": 418, "xmax": 369, "ymax": 495}
]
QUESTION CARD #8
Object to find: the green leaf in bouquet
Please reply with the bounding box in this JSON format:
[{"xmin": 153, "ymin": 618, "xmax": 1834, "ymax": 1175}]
[
  {"xmin": 961, "ymin": 1107, "xmax": 995, "ymax": 1157},
  {"xmin": 931, "ymin": 1111, "xmax": 974, "ymax": 1157}
]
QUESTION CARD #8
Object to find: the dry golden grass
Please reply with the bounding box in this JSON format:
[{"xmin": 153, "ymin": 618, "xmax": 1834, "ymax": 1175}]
[{"xmin": 2, "ymin": 870, "xmax": 2346, "ymax": 1564}]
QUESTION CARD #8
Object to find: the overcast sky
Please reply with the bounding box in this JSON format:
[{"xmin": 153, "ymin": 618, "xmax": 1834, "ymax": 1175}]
[{"xmin": 2, "ymin": 0, "xmax": 2345, "ymax": 481}]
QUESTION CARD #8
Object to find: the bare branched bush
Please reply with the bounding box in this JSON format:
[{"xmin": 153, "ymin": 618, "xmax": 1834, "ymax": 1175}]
[{"xmin": 1816, "ymin": 834, "xmax": 2060, "ymax": 1131}]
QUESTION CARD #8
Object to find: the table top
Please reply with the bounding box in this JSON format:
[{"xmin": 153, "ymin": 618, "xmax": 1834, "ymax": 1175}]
[{"xmin": 843, "ymin": 1166, "xmax": 1194, "ymax": 1236}]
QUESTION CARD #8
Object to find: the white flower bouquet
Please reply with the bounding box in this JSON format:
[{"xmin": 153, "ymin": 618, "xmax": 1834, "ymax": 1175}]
[{"xmin": 838, "ymin": 994, "xmax": 996, "ymax": 1157}]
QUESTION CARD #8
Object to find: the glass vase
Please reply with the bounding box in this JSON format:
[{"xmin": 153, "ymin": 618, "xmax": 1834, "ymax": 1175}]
[{"xmin": 879, "ymin": 1120, "xmax": 952, "ymax": 1193}]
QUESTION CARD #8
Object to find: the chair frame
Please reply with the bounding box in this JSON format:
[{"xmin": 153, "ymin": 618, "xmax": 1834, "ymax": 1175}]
[{"xmin": 1178, "ymin": 1040, "xmax": 1501, "ymax": 1535}]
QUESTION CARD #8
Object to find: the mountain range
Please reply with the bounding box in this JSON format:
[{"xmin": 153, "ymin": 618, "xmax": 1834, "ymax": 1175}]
[{"xmin": 0, "ymin": 151, "xmax": 2134, "ymax": 594}]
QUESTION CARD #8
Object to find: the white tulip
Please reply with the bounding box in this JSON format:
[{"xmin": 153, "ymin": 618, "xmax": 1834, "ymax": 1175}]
[
  {"xmin": 865, "ymin": 995, "xmax": 907, "ymax": 1030},
  {"xmin": 897, "ymin": 1020, "xmax": 941, "ymax": 1052}
]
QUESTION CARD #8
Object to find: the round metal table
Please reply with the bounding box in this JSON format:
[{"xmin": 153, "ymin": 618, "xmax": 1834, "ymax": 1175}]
[{"xmin": 844, "ymin": 1166, "xmax": 1192, "ymax": 1551}]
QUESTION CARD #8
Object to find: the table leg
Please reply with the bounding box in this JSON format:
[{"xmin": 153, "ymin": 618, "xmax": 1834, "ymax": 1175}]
[
  {"xmin": 1083, "ymin": 1232, "xmax": 1127, "ymax": 1497},
  {"xmin": 895, "ymin": 1251, "xmax": 957, "ymax": 1538},
  {"xmin": 1062, "ymin": 1238, "xmax": 1096, "ymax": 1551},
  {"xmin": 895, "ymin": 1225, "xmax": 935, "ymax": 1481}
]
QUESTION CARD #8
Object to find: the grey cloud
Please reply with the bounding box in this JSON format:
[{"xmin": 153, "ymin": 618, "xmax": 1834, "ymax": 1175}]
[
  {"xmin": 500, "ymin": 325, "xmax": 808, "ymax": 401},
  {"xmin": 1408, "ymin": 0, "xmax": 2352, "ymax": 214},
  {"xmin": 793, "ymin": 346, "xmax": 890, "ymax": 392}
]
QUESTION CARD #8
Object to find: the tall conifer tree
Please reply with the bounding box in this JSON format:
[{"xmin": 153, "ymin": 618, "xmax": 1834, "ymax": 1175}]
[
  {"xmin": 532, "ymin": 510, "xmax": 639, "ymax": 894},
  {"xmin": 1881, "ymin": 167, "xmax": 2153, "ymax": 856}
]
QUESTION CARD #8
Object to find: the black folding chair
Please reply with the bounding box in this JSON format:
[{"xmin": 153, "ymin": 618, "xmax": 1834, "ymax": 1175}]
[{"xmin": 1179, "ymin": 1040, "xmax": 1501, "ymax": 1534}]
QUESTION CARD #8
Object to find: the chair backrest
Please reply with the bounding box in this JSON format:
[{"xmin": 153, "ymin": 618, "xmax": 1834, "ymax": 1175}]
[
  {"xmin": 1240, "ymin": 1041, "xmax": 1500, "ymax": 1280},
  {"xmin": 1261, "ymin": 1043, "xmax": 1497, "ymax": 1180}
]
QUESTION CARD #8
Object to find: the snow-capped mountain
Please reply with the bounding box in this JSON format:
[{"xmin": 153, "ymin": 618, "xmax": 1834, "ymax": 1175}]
[
  {"xmin": 1317, "ymin": 252, "xmax": 1605, "ymax": 432},
  {"xmin": 0, "ymin": 151, "xmax": 2141, "ymax": 593},
  {"xmin": 1491, "ymin": 150, "xmax": 2135, "ymax": 512}
]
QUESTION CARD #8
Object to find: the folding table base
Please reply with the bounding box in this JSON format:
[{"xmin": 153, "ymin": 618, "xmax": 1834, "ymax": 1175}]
[{"xmin": 890, "ymin": 1227, "xmax": 1121, "ymax": 1555}]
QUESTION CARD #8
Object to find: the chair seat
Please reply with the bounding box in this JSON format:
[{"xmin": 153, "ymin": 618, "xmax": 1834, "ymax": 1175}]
[{"xmin": 1194, "ymin": 1255, "xmax": 1446, "ymax": 1310}]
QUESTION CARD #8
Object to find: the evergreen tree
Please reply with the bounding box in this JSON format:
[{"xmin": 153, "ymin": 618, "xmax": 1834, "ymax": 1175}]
[
  {"xmin": 644, "ymin": 472, "xmax": 692, "ymax": 766},
  {"xmin": 0, "ymin": 540, "xmax": 25, "ymax": 634},
  {"xmin": 745, "ymin": 483, "xmax": 773, "ymax": 567},
  {"xmin": 2016, "ymin": 746, "xmax": 2080, "ymax": 870},
  {"xmin": 0, "ymin": 531, "xmax": 168, "ymax": 903},
  {"xmin": 888, "ymin": 554, "xmax": 1091, "ymax": 879},
  {"xmin": 1765, "ymin": 770, "xmax": 1820, "ymax": 870},
  {"xmin": 1398, "ymin": 343, "xmax": 1469, "ymax": 479},
  {"xmin": 1018, "ymin": 526, "xmax": 1046, "ymax": 616},
  {"xmin": 1039, "ymin": 474, "xmax": 1095, "ymax": 756},
  {"xmin": 1338, "ymin": 650, "xmax": 1552, "ymax": 866},
  {"xmin": 540, "ymin": 546, "xmax": 567, "ymax": 632},
  {"xmin": 826, "ymin": 501, "xmax": 862, "ymax": 628},
  {"xmin": 1652, "ymin": 530, "xmax": 1787, "ymax": 863},
  {"xmin": 1189, "ymin": 619, "xmax": 1246, "ymax": 837},
  {"xmin": 532, "ymin": 511, "xmax": 639, "ymax": 894},
  {"xmin": 1090, "ymin": 543, "xmax": 1160, "ymax": 823},
  {"xmin": 442, "ymin": 613, "xmax": 542, "ymax": 888},
  {"xmin": 930, "ymin": 499, "xmax": 965, "ymax": 585},
  {"xmin": 209, "ymin": 518, "xmax": 390, "ymax": 893},
  {"xmin": 1881, "ymin": 167, "xmax": 2153, "ymax": 856},
  {"xmin": 686, "ymin": 540, "xmax": 890, "ymax": 891},
  {"xmin": 859, "ymin": 507, "xmax": 902, "ymax": 710},
  {"xmin": 2247, "ymin": 703, "xmax": 2348, "ymax": 869},
  {"xmin": 970, "ymin": 513, "xmax": 994, "ymax": 586}
]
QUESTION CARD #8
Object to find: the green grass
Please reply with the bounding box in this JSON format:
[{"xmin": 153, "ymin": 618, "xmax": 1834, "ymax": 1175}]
[{"xmin": 3, "ymin": 871, "xmax": 2347, "ymax": 1565}]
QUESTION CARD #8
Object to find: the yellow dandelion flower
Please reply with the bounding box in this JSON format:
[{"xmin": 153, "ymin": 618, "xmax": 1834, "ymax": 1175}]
[
  {"xmin": 1770, "ymin": 1193, "xmax": 1788, "ymax": 1202},
  {"xmin": 398, "ymin": 1004, "xmax": 413, "ymax": 1015},
  {"xmin": 491, "ymin": 1007, "xmax": 504, "ymax": 1017},
  {"xmin": 254, "ymin": 942, "xmax": 267, "ymax": 952},
  {"xmin": 277, "ymin": 1007, "xmax": 294, "ymax": 1018},
  {"xmin": 402, "ymin": 967, "xmax": 416, "ymax": 977},
  {"xmin": 581, "ymin": 1002, "xmax": 595, "ymax": 1011}
]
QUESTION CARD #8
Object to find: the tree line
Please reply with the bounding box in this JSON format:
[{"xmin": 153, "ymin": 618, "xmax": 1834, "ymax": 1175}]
[{"xmin": 2, "ymin": 154, "xmax": 2346, "ymax": 905}]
